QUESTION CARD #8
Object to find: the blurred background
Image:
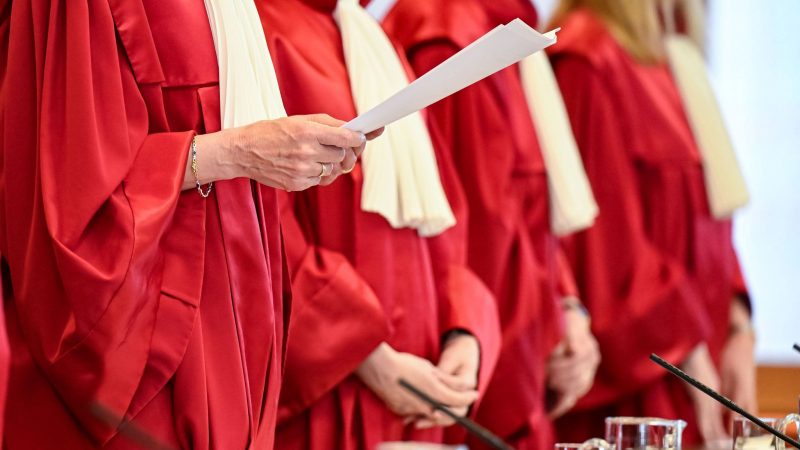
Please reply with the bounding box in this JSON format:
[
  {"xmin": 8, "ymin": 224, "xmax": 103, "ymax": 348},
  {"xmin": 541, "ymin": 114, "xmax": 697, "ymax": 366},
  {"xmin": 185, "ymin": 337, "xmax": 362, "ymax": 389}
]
[{"xmin": 367, "ymin": 0, "xmax": 800, "ymax": 414}]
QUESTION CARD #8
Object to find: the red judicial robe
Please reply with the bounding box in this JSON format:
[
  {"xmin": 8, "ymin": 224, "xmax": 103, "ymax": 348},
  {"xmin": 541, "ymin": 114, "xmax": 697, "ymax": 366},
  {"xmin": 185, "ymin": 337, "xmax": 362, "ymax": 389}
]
[
  {"xmin": 0, "ymin": 268, "xmax": 7, "ymax": 443},
  {"xmin": 256, "ymin": 0, "xmax": 501, "ymax": 449},
  {"xmin": 383, "ymin": 1, "xmax": 579, "ymax": 448},
  {"xmin": 549, "ymin": 10, "xmax": 748, "ymax": 446},
  {"xmin": 0, "ymin": 1, "xmax": 288, "ymax": 448}
]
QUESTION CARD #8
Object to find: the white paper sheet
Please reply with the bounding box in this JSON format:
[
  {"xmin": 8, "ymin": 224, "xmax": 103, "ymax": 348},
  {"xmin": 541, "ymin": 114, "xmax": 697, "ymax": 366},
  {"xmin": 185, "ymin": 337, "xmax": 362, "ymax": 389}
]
[{"xmin": 343, "ymin": 20, "xmax": 559, "ymax": 134}]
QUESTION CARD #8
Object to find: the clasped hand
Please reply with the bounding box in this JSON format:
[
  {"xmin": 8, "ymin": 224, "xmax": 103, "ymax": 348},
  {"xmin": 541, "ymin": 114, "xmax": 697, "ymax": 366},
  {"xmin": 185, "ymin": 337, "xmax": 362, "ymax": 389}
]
[
  {"xmin": 356, "ymin": 335, "xmax": 480, "ymax": 430},
  {"xmin": 547, "ymin": 305, "xmax": 601, "ymax": 418}
]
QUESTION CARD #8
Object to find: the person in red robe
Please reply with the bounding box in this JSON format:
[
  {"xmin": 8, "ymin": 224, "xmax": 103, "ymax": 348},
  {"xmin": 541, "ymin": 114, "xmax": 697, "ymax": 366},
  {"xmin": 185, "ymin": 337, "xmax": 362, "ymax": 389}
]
[
  {"xmin": 382, "ymin": 1, "xmax": 601, "ymax": 449},
  {"xmin": 256, "ymin": 0, "xmax": 501, "ymax": 449},
  {"xmin": 0, "ymin": 1, "xmax": 369, "ymax": 448},
  {"xmin": 547, "ymin": 0, "xmax": 754, "ymax": 445},
  {"xmin": 0, "ymin": 271, "xmax": 7, "ymax": 443}
]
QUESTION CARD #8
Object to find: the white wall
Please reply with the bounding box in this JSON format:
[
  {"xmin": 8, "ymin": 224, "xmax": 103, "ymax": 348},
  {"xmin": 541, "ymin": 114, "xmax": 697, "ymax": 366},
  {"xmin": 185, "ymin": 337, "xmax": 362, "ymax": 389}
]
[{"xmin": 707, "ymin": 0, "xmax": 800, "ymax": 365}]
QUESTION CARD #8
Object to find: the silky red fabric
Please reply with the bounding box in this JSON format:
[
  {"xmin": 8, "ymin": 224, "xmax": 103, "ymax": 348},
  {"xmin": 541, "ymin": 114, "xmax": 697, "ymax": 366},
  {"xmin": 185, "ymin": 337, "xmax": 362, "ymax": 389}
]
[
  {"xmin": 549, "ymin": 10, "xmax": 748, "ymax": 446},
  {"xmin": 0, "ymin": 266, "xmax": 7, "ymax": 443},
  {"xmin": 256, "ymin": 0, "xmax": 500, "ymax": 449},
  {"xmin": 0, "ymin": 1, "xmax": 287, "ymax": 448},
  {"xmin": 383, "ymin": 1, "xmax": 578, "ymax": 448}
]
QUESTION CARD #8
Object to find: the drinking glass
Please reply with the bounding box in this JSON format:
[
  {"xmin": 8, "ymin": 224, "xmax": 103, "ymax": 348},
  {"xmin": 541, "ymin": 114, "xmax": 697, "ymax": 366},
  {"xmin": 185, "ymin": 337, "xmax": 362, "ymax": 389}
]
[
  {"xmin": 732, "ymin": 414, "xmax": 800, "ymax": 450},
  {"xmin": 555, "ymin": 438, "xmax": 612, "ymax": 450},
  {"xmin": 377, "ymin": 444, "xmax": 467, "ymax": 450},
  {"xmin": 605, "ymin": 417, "xmax": 687, "ymax": 450}
]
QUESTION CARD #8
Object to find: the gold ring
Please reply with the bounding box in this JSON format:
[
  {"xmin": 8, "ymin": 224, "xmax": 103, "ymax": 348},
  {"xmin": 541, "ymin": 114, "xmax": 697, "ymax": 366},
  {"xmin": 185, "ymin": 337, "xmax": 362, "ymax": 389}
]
[{"xmin": 319, "ymin": 162, "xmax": 333, "ymax": 178}]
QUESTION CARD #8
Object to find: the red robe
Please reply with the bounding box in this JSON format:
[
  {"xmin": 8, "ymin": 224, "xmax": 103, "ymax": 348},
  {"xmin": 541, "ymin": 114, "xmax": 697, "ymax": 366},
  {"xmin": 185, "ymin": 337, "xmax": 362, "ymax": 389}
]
[
  {"xmin": 256, "ymin": 0, "xmax": 501, "ymax": 449},
  {"xmin": 0, "ymin": 1, "xmax": 288, "ymax": 448},
  {"xmin": 0, "ymin": 266, "xmax": 7, "ymax": 443},
  {"xmin": 549, "ymin": 10, "xmax": 748, "ymax": 446},
  {"xmin": 383, "ymin": 1, "xmax": 579, "ymax": 449}
]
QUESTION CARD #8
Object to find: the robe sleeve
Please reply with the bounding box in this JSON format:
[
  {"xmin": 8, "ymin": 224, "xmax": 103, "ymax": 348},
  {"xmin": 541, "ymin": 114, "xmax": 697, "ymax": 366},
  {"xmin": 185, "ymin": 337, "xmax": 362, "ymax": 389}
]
[
  {"xmin": 1, "ymin": 1, "xmax": 204, "ymax": 442},
  {"xmin": 277, "ymin": 192, "xmax": 391, "ymax": 421},
  {"xmin": 553, "ymin": 56, "xmax": 713, "ymax": 407},
  {"xmin": 556, "ymin": 246, "xmax": 580, "ymax": 299}
]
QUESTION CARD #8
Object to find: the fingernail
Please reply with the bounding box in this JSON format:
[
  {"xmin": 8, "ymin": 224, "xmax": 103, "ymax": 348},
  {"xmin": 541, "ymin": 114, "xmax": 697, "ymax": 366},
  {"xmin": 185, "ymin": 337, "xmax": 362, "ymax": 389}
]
[{"xmin": 359, "ymin": 133, "xmax": 366, "ymax": 144}]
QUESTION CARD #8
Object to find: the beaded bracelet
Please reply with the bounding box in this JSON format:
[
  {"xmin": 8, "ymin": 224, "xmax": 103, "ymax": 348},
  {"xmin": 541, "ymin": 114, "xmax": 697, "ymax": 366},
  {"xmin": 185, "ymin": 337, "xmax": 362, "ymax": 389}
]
[{"xmin": 191, "ymin": 137, "xmax": 214, "ymax": 197}]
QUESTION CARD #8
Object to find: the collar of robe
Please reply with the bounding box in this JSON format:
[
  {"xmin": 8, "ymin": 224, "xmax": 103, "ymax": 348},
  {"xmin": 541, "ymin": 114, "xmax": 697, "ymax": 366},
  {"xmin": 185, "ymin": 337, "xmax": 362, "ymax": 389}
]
[
  {"xmin": 203, "ymin": 0, "xmax": 287, "ymax": 130},
  {"xmin": 664, "ymin": 33, "xmax": 749, "ymax": 219},
  {"xmin": 519, "ymin": 51, "xmax": 599, "ymax": 236},
  {"xmin": 334, "ymin": 0, "xmax": 456, "ymax": 237}
]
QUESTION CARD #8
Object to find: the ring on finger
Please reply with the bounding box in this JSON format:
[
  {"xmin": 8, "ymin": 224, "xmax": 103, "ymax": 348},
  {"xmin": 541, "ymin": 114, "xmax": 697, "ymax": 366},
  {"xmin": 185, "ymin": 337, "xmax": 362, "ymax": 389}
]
[
  {"xmin": 342, "ymin": 163, "xmax": 354, "ymax": 174},
  {"xmin": 318, "ymin": 162, "xmax": 333, "ymax": 178}
]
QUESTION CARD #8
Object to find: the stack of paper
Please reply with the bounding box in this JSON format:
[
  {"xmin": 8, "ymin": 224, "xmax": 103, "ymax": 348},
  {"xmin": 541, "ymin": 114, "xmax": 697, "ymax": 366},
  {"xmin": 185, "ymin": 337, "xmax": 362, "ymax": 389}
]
[{"xmin": 344, "ymin": 19, "xmax": 559, "ymax": 134}]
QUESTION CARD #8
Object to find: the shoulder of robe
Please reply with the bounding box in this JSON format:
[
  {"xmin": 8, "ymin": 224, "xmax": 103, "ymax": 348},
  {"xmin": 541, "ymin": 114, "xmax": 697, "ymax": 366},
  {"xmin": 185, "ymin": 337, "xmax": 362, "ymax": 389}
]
[
  {"xmin": 548, "ymin": 9, "xmax": 618, "ymax": 73},
  {"xmin": 384, "ymin": 0, "xmax": 490, "ymax": 51},
  {"xmin": 107, "ymin": 0, "xmax": 218, "ymax": 87}
]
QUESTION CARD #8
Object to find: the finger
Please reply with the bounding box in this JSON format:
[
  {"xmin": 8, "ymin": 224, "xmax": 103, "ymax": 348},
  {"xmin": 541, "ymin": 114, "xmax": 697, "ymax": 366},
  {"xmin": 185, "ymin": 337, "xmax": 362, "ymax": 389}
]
[
  {"xmin": 352, "ymin": 131, "xmax": 368, "ymax": 158},
  {"xmin": 423, "ymin": 410, "xmax": 458, "ymax": 428},
  {"xmin": 548, "ymin": 393, "xmax": 578, "ymax": 419},
  {"xmin": 353, "ymin": 136, "xmax": 368, "ymax": 158},
  {"xmin": 434, "ymin": 369, "xmax": 475, "ymax": 392},
  {"xmin": 432, "ymin": 410, "xmax": 458, "ymax": 427},
  {"xmin": 318, "ymin": 166, "xmax": 343, "ymax": 186},
  {"xmin": 365, "ymin": 127, "xmax": 384, "ymax": 140},
  {"xmin": 548, "ymin": 364, "xmax": 595, "ymax": 396},
  {"xmin": 436, "ymin": 351, "xmax": 462, "ymax": 376},
  {"xmin": 340, "ymin": 148, "xmax": 357, "ymax": 173},
  {"xmin": 288, "ymin": 176, "xmax": 321, "ymax": 192},
  {"xmin": 414, "ymin": 418, "xmax": 437, "ymax": 429},
  {"xmin": 311, "ymin": 144, "xmax": 347, "ymax": 164},
  {"xmin": 426, "ymin": 377, "xmax": 479, "ymax": 407},
  {"xmin": 548, "ymin": 356, "xmax": 584, "ymax": 375},
  {"xmin": 312, "ymin": 123, "xmax": 364, "ymax": 149},
  {"xmin": 301, "ymin": 114, "xmax": 347, "ymax": 128},
  {"xmin": 550, "ymin": 342, "xmax": 568, "ymax": 360}
]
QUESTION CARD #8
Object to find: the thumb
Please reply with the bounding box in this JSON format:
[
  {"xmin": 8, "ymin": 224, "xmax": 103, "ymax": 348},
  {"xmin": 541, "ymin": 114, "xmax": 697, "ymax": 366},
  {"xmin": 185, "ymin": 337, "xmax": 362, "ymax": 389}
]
[
  {"xmin": 437, "ymin": 349, "xmax": 462, "ymax": 376},
  {"xmin": 548, "ymin": 393, "xmax": 578, "ymax": 419}
]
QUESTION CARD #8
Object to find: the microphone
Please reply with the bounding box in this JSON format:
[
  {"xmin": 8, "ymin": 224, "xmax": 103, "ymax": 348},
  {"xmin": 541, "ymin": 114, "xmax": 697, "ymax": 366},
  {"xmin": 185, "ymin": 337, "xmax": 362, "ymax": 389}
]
[
  {"xmin": 398, "ymin": 378, "xmax": 514, "ymax": 450},
  {"xmin": 90, "ymin": 402, "xmax": 178, "ymax": 450},
  {"xmin": 649, "ymin": 354, "xmax": 800, "ymax": 449}
]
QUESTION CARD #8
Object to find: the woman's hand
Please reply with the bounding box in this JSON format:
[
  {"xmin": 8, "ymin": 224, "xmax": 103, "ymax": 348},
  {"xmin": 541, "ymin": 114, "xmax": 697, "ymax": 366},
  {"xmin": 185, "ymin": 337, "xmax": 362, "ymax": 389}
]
[
  {"xmin": 720, "ymin": 297, "xmax": 757, "ymax": 413},
  {"xmin": 413, "ymin": 332, "xmax": 481, "ymax": 429},
  {"xmin": 547, "ymin": 303, "xmax": 601, "ymax": 418},
  {"xmin": 682, "ymin": 343, "xmax": 729, "ymax": 444},
  {"xmin": 355, "ymin": 343, "xmax": 479, "ymax": 424},
  {"xmin": 185, "ymin": 114, "xmax": 383, "ymax": 192}
]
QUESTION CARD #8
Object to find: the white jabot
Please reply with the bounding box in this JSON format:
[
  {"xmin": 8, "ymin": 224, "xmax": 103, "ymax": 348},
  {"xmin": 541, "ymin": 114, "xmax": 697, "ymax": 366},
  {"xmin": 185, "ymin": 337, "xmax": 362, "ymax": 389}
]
[
  {"xmin": 334, "ymin": 0, "xmax": 456, "ymax": 237},
  {"xmin": 519, "ymin": 51, "xmax": 599, "ymax": 236},
  {"xmin": 665, "ymin": 34, "xmax": 749, "ymax": 219},
  {"xmin": 203, "ymin": 0, "xmax": 287, "ymax": 128}
]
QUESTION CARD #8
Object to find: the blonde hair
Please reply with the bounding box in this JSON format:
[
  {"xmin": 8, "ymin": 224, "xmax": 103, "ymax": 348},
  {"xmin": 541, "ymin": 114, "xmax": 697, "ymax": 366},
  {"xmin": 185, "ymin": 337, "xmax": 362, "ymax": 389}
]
[{"xmin": 550, "ymin": 0, "xmax": 706, "ymax": 63}]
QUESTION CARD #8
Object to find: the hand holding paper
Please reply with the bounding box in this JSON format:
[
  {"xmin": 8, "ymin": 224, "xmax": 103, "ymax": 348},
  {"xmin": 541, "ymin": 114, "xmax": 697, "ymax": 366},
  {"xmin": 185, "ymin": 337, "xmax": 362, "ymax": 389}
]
[{"xmin": 343, "ymin": 19, "xmax": 559, "ymax": 134}]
